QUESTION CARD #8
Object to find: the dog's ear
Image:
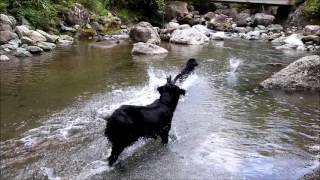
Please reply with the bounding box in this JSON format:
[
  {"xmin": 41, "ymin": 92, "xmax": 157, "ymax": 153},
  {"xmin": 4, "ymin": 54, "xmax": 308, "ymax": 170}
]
[
  {"xmin": 167, "ymin": 76, "xmax": 172, "ymax": 84},
  {"xmin": 157, "ymin": 86, "xmax": 164, "ymax": 94},
  {"xmin": 179, "ymin": 89, "xmax": 186, "ymax": 96}
]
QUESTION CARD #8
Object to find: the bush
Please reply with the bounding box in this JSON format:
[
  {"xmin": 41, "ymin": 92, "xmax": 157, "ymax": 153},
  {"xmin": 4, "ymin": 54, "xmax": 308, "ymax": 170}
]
[{"xmin": 304, "ymin": 0, "xmax": 320, "ymax": 18}]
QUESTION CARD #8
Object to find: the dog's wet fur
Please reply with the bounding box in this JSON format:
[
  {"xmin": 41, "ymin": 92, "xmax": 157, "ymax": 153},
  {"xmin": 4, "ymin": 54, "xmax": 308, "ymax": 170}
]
[{"xmin": 104, "ymin": 58, "xmax": 198, "ymax": 166}]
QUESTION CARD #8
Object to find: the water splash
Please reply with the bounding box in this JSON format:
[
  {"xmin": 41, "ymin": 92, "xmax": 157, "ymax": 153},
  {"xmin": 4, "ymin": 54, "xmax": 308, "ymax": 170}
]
[{"xmin": 229, "ymin": 57, "xmax": 241, "ymax": 73}]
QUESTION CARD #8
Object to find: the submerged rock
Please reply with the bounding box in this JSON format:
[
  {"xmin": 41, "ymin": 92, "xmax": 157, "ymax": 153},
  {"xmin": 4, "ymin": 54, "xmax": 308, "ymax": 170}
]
[
  {"xmin": 131, "ymin": 42, "xmax": 168, "ymax": 55},
  {"xmin": 260, "ymin": 55, "xmax": 320, "ymax": 91},
  {"xmin": 170, "ymin": 27, "xmax": 209, "ymax": 45}
]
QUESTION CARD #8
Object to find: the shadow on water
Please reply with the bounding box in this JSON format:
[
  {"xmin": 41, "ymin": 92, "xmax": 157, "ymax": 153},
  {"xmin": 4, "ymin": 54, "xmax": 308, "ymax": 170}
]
[{"xmin": 0, "ymin": 39, "xmax": 319, "ymax": 179}]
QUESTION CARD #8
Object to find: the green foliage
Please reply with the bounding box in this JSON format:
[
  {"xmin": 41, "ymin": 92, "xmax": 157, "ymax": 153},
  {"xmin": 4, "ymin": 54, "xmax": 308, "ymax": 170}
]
[
  {"xmin": 78, "ymin": 0, "xmax": 108, "ymax": 15},
  {"xmin": 304, "ymin": 0, "xmax": 320, "ymax": 18}
]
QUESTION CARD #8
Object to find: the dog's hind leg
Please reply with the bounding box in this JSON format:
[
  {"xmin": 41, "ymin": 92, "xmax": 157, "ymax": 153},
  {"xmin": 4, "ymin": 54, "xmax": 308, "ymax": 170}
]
[
  {"xmin": 108, "ymin": 144, "xmax": 126, "ymax": 166},
  {"xmin": 160, "ymin": 125, "xmax": 171, "ymax": 144}
]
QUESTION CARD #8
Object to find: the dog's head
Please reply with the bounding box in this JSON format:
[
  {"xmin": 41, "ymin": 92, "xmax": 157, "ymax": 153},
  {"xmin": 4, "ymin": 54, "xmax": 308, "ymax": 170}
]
[{"xmin": 157, "ymin": 76, "xmax": 186, "ymax": 96}]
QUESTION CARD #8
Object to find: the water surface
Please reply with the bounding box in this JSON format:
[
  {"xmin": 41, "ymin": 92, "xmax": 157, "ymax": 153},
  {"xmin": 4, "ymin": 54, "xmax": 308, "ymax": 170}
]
[{"xmin": 0, "ymin": 39, "xmax": 319, "ymax": 179}]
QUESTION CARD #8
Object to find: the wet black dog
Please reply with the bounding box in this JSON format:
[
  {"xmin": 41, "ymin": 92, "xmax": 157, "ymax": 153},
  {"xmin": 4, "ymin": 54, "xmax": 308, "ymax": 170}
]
[
  {"xmin": 173, "ymin": 58, "xmax": 198, "ymax": 84},
  {"xmin": 104, "ymin": 59, "xmax": 198, "ymax": 166}
]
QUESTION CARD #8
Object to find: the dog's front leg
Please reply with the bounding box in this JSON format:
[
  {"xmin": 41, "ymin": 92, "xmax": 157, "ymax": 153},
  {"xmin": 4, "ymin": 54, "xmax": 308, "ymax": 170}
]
[{"xmin": 160, "ymin": 125, "xmax": 171, "ymax": 144}]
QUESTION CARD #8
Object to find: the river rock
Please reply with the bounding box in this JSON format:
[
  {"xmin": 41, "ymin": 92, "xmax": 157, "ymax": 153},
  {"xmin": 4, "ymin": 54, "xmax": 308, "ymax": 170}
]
[
  {"xmin": 170, "ymin": 27, "xmax": 209, "ymax": 45},
  {"xmin": 64, "ymin": 3, "xmax": 90, "ymax": 26},
  {"xmin": 0, "ymin": 54, "xmax": 10, "ymax": 61},
  {"xmin": 166, "ymin": 22, "xmax": 180, "ymax": 31},
  {"xmin": 37, "ymin": 42, "xmax": 56, "ymax": 51},
  {"xmin": 253, "ymin": 13, "xmax": 275, "ymax": 27},
  {"xmin": 36, "ymin": 30, "xmax": 59, "ymax": 43},
  {"xmin": 301, "ymin": 35, "xmax": 320, "ymax": 44},
  {"xmin": 267, "ymin": 24, "xmax": 284, "ymax": 32},
  {"xmin": 131, "ymin": 42, "xmax": 168, "ymax": 55},
  {"xmin": 244, "ymin": 31, "xmax": 260, "ymax": 40},
  {"xmin": 14, "ymin": 47, "xmax": 32, "ymax": 57},
  {"xmin": 211, "ymin": 31, "xmax": 226, "ymax": 40},
  {"xmin": 0, "ymin": 31, "xmax": 18, "ymax": 44},
  {"xmin": 28, "ymin": 30, "xmax": 46, "ymax": 42},
  {"xmin": 26, "ymin": 46, "xmax": 43, "ymax": 54},
  {"xmin": 0, "ymin": 24, "xmax": 12, "ymax": 32},
  {"xmin": 165, "ymin": 1, "xmax": 189, "ymax": 20},
  {"xmin": 235, "ymin": 13, "xmax": 251, "ymax": 27},
  {"xmin": 260, "ymin": 55, "xmax": 320, "ymax": 91},
  {"xmin": 215, "ymin": 8, "xmax": 238, "ymax": 20},
  {"xmin": 284, "ymin": 34, "xmax": 304, "ymax": 47},
  {"xmin": 57, "ymin": 35, "xmax": 74, "ymax": 46},
  {"xmin": 0, "ymin": 14, "xmax": 16, "ymax": 26},
  {"xmin": 15, "ymin": 25, "xmax": 31, "ymax": 38},
  {"xmin": 304, "ymin": 25, "xmax": 320, "ymax": 36},
  {"xmin": 129, "ymin": 22, "xmax": 161, "ymax": 45},
  {"xmin": 21, "ymin": 36, "xmax": 36, "ymax": 45},
  {"xmin": 192, "ymin": 24, "xmax": 211, "ymax": 37},
  {"xmin": 207, "ymin": 13, "xmax": 234, "ymax": 32},
  {"xmin": 1, "ymin": 39, "xmax": 20, "ymax": 50}
]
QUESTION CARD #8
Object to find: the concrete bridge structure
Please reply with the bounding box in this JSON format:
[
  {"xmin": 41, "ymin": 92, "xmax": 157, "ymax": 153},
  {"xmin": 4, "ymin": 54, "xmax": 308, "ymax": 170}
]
[{"xmin": 211, "ymin": 0, "xmax": 295, "ymax": 5}]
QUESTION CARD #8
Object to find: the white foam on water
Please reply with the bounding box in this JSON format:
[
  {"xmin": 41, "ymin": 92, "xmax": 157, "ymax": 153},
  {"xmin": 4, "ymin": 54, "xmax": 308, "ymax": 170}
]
[
  {"xmin": 229, "ymin": 57, "xmax": 241, "ymax": 73},
  {"xmin": 76, "ymin": 160, "xmax": 112, "ymax": 180},
  {"xmin": 41, "ymin": 167, "xmax": 61, "ymax": 180}
]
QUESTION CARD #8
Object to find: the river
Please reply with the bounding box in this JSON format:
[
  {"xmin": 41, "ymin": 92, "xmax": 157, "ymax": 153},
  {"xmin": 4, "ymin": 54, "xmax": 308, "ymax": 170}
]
[{"xmin": 0, "ymin": 39, "xmax": 319, "ymax": 179}]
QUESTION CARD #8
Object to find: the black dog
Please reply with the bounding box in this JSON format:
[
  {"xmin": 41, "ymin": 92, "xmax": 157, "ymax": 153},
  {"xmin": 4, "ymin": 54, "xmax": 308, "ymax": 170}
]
[{"xmin": 104, "ymin": 59, "xmax": 198, "ymax": 166}]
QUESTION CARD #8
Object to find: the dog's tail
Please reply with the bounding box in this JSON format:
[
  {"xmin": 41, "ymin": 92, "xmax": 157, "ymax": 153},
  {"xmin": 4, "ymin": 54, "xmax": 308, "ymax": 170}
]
[{"xmin": 173, "ymin": 58, "xmax": 198, "ymax": 84}]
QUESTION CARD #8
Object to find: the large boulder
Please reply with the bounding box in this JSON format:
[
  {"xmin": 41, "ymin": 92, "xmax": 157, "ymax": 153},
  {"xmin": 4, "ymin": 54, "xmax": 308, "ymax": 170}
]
[
  {"xmin": 287, "ymin": 2, "xmax": 309, "ymax": 29},
  {"xmin": 21, "ymin": 36, "xmax": 36, "ymax": 45},
  {"xmin": 36, "ymin": 30, "xmax": 59, "ymax": 43},
  {"xmin": 253, "ymin": 13, "xmax": 275, "ymax": 27},
  {"xmin": 215, "ymin": 8, "xmax": 238, "ymax": 20},
  {"xmin": 0, "ymin": 24, "xmax": 12, "ymax": 32},
  {"xmin": 129, "ymin": 22, "xmax": 161, "ymax": 45},
  {"xmin": 284, "ymin": 34, "xmax": 304, "ymax": 47},
  {"xmin": 206, "ymin": 13, "xmax": 234, "ymax": 32},
  {"xmin": 0, "ymin": 14, "xmax": 16, "ymax": 26},
  {"xmin": 170, "ymin": 27, "xmax": 209, "ymax": 45},
  {"xmin": 0, "ymin": 31, "xmax": 18, "ymax": 44},
  {"xmin": 131, "ymin": 42, "xmax": 168, "ymax": 55},
  {"xmin": 15, "ymin": 25, "xmax": 31, "ymax": 38},
  {"xmin": 260, "ymin": 55, "xmax": 320, "ymax": 91},
  {"xmin": 64, "ymin": 3, "xmax": 90, "ymax": 26},
  {"xmin": 192, "ymin": 24, "xmax": 211, "ymax": 37},
  {"xmin": 235, "ymin": 13, "xmax": 251, "ymax": 27},
  {"xmin": 304, "ymin": 25, "xmax": 320, "ymax": 36},
  {"xmin": 28, "ymin": 30, "xmax": 47, "ymax": 42},
  {"xmin": 165, "ymin": 1, "xmax": 189, "ymax": 20}
]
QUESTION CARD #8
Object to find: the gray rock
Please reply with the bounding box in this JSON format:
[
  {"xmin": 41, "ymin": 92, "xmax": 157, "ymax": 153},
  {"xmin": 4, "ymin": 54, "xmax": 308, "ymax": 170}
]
[
  {"xmin": 131, "ymin": 42, "xmax": 168, "ymax": 55},
  {"xmin": 192, "ymin": 24, "xmax": 211, "ymax": 37},
  {"xmin": 1, "ymin": 39, "xmax": 20, "ymax": 50},
  {"xmin": 0, "ymin": 14, "xmax": 16, "ymax": 26},
  {"xmin": 207, "ymin": 13, "xmax": 234, "ymax": 32},
  {"xmin": 253, "ymin": 13, "xmax": 275, "ymax": 27},
  {"xmin": 260, "ymin": 55, "xmax": 320, "ymax": 91},
  {"xmin": 302, "ymin": 35, "xmax": 320, "ymax": 44},
  {"xmin": 210, "ymin": 31, "xmax": 226, "ymax": 40},
  {"xmin": 15, "ymin": 25, "xmax": 31, "ymax": 38},
  {"xmin": 0, "ymin": 31, "xmax": 18, "ymax": 44},
  {"xmin": 304, "ymin": 25, "xmax": 320, "ymax": 36},
  {"xmin": 235, "ymin": 13, "xmax": 251, "ymax": 27},
  {"xmin": 267, "ymin": 24, "xmax": 284, "ymax": 32},
  {"xmin": 26, "ymin": 46, "xmax": 43, "ymax": 54},
  {"xmin": 234, "ymin": 27, "xmax": 248, "ymax": 33},
  {"xmin": 64, "ymin": 3, "xmax": 90, "ymax": 26},
  {"xmin": 271, "ymin": 36, "xmax": 286, "ymax": 45},
  {"xmin": 14, "ymin": 47, "xmax": 33, "ymax": 57},
  {"xmin": 0, "ymin": 24, "xmax": 12, "ymax": 32},
  {"xmin": 36, "ymin": 30, "xmax": 59, "ymax": 43},
  {"xmin": 129, "ymin": 22, "xmax": 161, "ymax": 45},
  {"xmin": 166, "ymin": 22, "xmax": 180, "ymax": 30},
  {"xmin": 60, "ymin": 22, "xmax": 77, "ymax": 32},
  {"xmin": 19, "ymin": 16, "xmax": 31, "ymax": 27},
  {"xmin": 244, "ymin": 31, "xmax": 260, "ymax": 40},
  {"xmin": 0, "ymin": 54, "xmax": 10, "ymax": 61},
  {"xmin": 170, "ymin": 27, "xmax": 209, "ymax": 45},
  {"xmin": 165, "ymin": 1, "xmax": 189, "ymax": 20},
  {"xmin": 21, "ymin": 36, "xmax": 36, "ymax": 45},
  {"xmin": 28, "ymin": 30, "xmax": 46, "ymax": 42},
  {"xmin": 57, "ymin": 35, "xmax": 74, "ymax": 46},
  {"xmin": 37, "ymin": 42, "xmax": 56, "ymax": 51}
]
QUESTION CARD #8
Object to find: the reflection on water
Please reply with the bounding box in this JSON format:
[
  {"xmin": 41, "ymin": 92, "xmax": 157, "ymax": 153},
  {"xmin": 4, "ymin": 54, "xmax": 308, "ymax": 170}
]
[{"xmin": 0, "ymin": 39, "xmax": 319, "ymax": 179}]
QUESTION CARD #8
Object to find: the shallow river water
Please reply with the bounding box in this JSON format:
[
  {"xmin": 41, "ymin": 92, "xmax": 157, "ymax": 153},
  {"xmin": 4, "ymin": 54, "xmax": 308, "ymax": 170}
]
[{"xmin": 0, "ymin": 39, "xmax": 319, "ymax": 179}]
